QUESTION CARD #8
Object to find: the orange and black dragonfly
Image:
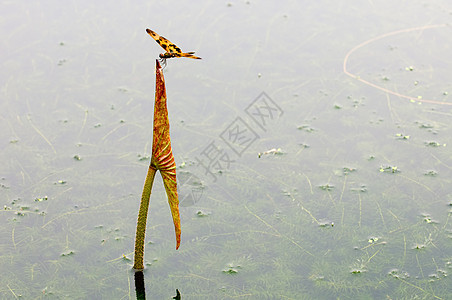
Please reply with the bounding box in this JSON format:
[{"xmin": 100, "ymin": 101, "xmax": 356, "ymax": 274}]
[{"xmin": 146, "ymin": 28, "xmax": 201, "ymax": 65}]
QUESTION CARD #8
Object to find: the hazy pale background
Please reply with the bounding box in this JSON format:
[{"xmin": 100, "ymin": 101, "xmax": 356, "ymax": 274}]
[{"xmin": 1, "ymin": 1, "xmax": 452, "ymax": 299}]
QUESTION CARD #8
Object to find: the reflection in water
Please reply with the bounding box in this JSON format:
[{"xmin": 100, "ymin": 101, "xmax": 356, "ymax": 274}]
[
  {"xmin": 134, "ymin": 271, "xmax": 146, "ymax": 300},
  {"xmin": 173, "ymin": 289, "xmax": 181, "ymax": 300},
  {"xmin": 134, "ymin": 270, "xmax": 181, "ymax": 300}
]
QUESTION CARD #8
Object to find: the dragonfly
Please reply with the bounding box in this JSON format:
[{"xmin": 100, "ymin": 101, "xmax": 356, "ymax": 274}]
[{"xmin": 146, "ymin": 28, "xmax": 201, "ymax": 65}]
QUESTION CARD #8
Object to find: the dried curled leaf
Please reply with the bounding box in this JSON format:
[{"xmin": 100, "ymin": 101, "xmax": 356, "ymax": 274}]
[{"xmin": 152, "ymin": 59, "xmax": 181, "ymax": 250}]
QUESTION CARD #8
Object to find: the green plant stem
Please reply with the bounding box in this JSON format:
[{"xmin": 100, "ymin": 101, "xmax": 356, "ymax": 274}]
[{"xmin": 133, "ymin": 165, "xmax": 157, "ymax": 270}]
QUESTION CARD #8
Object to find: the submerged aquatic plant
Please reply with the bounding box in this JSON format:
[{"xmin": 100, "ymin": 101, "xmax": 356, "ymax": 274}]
[{"xmin": 133, "ymin": 59, "xmax": 181, "ymax": 270}]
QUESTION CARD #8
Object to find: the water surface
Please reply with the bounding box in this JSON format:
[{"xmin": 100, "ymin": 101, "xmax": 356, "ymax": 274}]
[{"xmin": 1, "ymin": 0, "xmax": 452, "ymax": 299}]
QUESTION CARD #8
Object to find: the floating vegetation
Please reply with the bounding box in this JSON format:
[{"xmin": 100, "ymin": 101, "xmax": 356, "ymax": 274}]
[
  {"xmin": 222, "ymin": 263, "xmax": 241, "ymax": 274},
  {"xmin": 424, "ymin": 170, "xmax": 438, "ymax": 176},
  {"xmin": 73, "ymin": 154, "xmax": 82, "ymax": 161},
  {"xmin": 258, "ymin": 148, "xmax": 283, "ymax": 158},
  {"xmin": 435, "ymin": 270, "xmax": 448, "ymax": 282},
  {"xmin": 297, "ymin": 124, "xmax": 315, "ymax": 132},
  {"xmin": 318, "ymin": 220, "xmax": 334, "ymax": 228},
  {"xmin": 122, "ymin": 254, "xmax": 131, "ymax": 261},
  {"xmin": 318, "ymin": 184, "xmax": 335, "ymax": 191},
  {"xmin": 416, "ymin": 122, "xmax": 434, "ymax": 129},
  {"xmin": 379, "ymin": 165, "xmax": 399, "ymax": 173},
  {"xmin": 412, "ymin": 244, "xmax": 426, "ymax": 250},
  {"xmin": 425, "ymin": 141, "xmax": 444, "ymax": 147},
  {"xmin": 446, "ymin": 261, "xmax": 452, "ymax": 269},
  {"xmin": 421, "ymin": 214, "xmax": 438, "ymax": 224},
  {"xmin": 41, "ymin": 287, "xmax": 53, "ymax": 296},
  {"xmin": 388, "ymin": 269, "xmax": 410, "ymax": 279},
  {"xmin": 141, "ymin": 258, "xmax": 158, "ymax": 267},
  {"xmin": 137, "ymin": 153, "xmax": 150, "ymax": 161},
  {"xmin": 369, "ymin": 117, "xmax": 385, "ymax": 125},
  {"xmin": 350, "ymin": 268, "xmax": 366, "ymax": 274},
  {"xmin": 419, "ymin": 123, "xmax": 434, "ymax": 129},
  {"xmin": 428, "ymin": 269, "xmax": 448, "ymax": 282},
  {"xmin": 349, "ymin": 259, "xmax": 367, "ymax": 275},
  {"xmin": 342, "ymin": 167, "xmax": 357, "ymax": 175},
  {"xmin": 395, "ymin": 133, "xmax": 410, "ymax": 140},
  {"xmin": 34, "ymin": 196, "xmax": 48, "ymax": 202},
  {"xmin": 415, "ymin": 122, "xmax": 439, "ymax": 135},
  {"xmin": 346, "ymin": 95, "xmax": 366, "ymax": 108},
  {"xmin": 411, "ymin": 233, "xmax": 435, "ymax": 251},
  {"xmin": 350, "ymin": 184, "xmax": 367, "ymax": 193},
  {"xmin": 222, "ymin": 268, "xmax": 238, "ymax": 274},
  {"xmin": 196, "ymin": 210, "xmax": 210, "ymax": 217},
  {"xmin": 61, "ymin": 250, "xmax": 75, "ymax": 257},
  {"xmin": 367, "ymin": 237, "xmax": 380, "ymax": 244}
]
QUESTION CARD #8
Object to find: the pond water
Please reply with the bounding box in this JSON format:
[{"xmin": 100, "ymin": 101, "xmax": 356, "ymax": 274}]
[{"xmin": 1, "ymin": 0, "xmax": 452, "ymax": 299}]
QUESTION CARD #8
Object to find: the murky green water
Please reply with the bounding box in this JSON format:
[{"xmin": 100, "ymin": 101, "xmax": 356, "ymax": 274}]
[{"xmin": 2, "ymin": 1, "xmax": 452, "ymax": 299}]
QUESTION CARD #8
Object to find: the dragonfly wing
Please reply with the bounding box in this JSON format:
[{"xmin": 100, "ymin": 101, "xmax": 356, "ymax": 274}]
[
  {"xmin": 146, "ymin": 29, "xmax": 201, "ymax": 59},
  {"xmin": 146, "ymin": 28, "xmax": 180, "ymax": 54}
]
